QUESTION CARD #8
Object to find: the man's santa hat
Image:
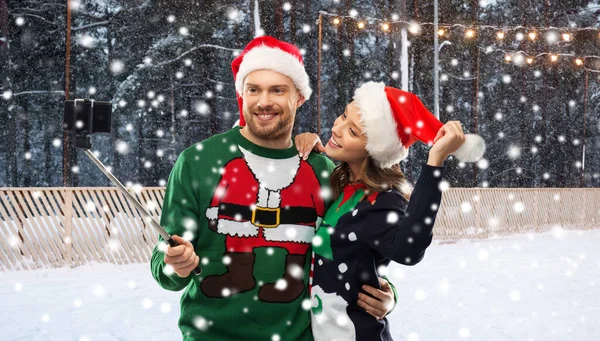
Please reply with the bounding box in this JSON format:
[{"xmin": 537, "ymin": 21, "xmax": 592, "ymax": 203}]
[
  {"xmin": 231, "ymin": 36, "xmax": 312, "ymax": 126},
  {"xmin": 354, "ymin": 82, "xmax": 486, "ymax": 168}
]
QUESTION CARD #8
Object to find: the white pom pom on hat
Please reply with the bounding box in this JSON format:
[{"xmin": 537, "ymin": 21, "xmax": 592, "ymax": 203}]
[{"xmin": 353, "ymin": 81, "xmax": 486, "ymax": 168}]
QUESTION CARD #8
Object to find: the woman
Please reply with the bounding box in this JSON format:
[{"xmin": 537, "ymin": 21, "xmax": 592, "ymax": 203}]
[{"xmin": 295, "ymin": 81, "xmax": 485, "ymax": 341}]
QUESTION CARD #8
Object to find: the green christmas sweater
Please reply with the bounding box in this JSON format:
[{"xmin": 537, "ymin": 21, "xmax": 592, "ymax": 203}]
[{"xmin": 150, "ymin": 126, "xmax": 336, "ymax": 341}]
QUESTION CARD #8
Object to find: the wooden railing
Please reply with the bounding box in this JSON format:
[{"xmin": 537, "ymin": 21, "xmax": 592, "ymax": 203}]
[{"xmin": 1, "ymin": 187, "xmax": 598, "ymax": 271}]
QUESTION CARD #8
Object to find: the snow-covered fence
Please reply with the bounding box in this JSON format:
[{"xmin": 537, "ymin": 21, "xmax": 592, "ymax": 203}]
[
  {"xmin": 0, "ymin": 187, "xmax": 599, "ymax": 271},
  {"xmin": 0, "ymin": 188, "xmax": 163, "ymax": 271},
  {"xmin": 435, "ymin": 188, "xmax": 600, "ymax": 240}
]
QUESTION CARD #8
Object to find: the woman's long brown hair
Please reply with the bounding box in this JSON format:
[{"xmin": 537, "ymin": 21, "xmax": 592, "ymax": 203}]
[{"xmin": 330, "ymin": 156, "xmax": 412, "ymax": 203}]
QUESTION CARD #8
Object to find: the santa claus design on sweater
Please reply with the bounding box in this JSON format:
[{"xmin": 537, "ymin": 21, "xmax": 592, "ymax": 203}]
[{"xmin": 201, "ymin": 146, "xmax": 325, "ymax": 303}]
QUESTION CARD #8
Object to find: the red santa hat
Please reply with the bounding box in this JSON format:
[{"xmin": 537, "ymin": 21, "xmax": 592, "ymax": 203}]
[
  {"xmin": 232, "ymin": 36, "xmax": 312, "ymax": 126},
  {"xmin": 353, "ymin": 81, "xmax": 486, "ymax": 168}
]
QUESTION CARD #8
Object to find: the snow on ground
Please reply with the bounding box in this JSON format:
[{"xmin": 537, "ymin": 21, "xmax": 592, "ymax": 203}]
[{"xmin": 1, "ymin": 229, "xmax": 599, "ymax": 341}]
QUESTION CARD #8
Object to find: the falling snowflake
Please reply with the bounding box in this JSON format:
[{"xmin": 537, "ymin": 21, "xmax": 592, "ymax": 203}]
[
  {"xmin": 508, "ymin": 146, "xmax": 521, "ymax": 159},
  {"xmin": 477, "ymin": 158, "xmax": 489, "ymax": 169},
  {"xmin": 227, "ymin": 8, "xmax": 239, "ymax": 21},
  {"xmin": 301, "ymin": 298, "xmax": 312, "ymax": 310},
  {"xmin": 110, "ymin": 60, "xmax": 124, "ymax": 75},
  {"xmin": 319, "ymin": 188, "xmax": 332, "ymax": 200},
  {"xmin": 415, "ymin": 289, "xmax": 426, "ymax": 301},
  {"xmin": 348, "ymin": 232, "xmax": 357, "ymax": 241},
  {"xmin": 196, "ymin": 101, "xmax": 211, "ymax": 116},
  {"xmin": 439, "ymin": 180, "xmax": 450, "ymax": 191},
  {"xmin": 193, "ymin": 316, "xmax": 209, "ymax": 331},
  {"xmin": 477, "ymin": 249, "xmax": 489, "ymax": 260},
  {"xmin": 551, "ymin": 225, "xmax": 566, "ymax": 239},
  {"xmin": 160, "ymin": 302, "xmax": 171, "ymax": 314},
  {"xmin": 461, "ymin": 202, "xmax": 472, "ymax": 213},
  {"xmin": 438, "ymin": 278, "xmax": 451, "ymax": 293},
  {"xmin": 275, "ymin": 279, "xmax": 287, "ymax": 291},
  {"xmin": 312, "ymin": 235, "xmax": 323, "ymax": 247},
  {"xmin": 509, "ymin": 290, "xmax": 521, "ymax": 302},
  {"xmin": 182, "ymin": 231, "xmax": 194, "ymax": 241},
  {"xmin": 108, "ymin": 239, "xmax": 121, "ymax": 251},
  {"xmin": 2, "ymin": 90, "xmax": 13, "ymax": 100},
  {"xmin": 132, "ymin": 183, "xmax": 143, "ymax": 195},
  {"xmin": 92, "ymin": 284, "xmax": 106, "ymax": 298},
  {"xmin": 513, "ymin": 202, "xmax": 525, "ymax": 213},
  {"xmin": 289, "ymin": 264, "xmax": 303, "ymax": 279},
  {"xmin": 387, "ymin": 212, "xmax": 399, "ymax": 224},
  {"xmin": 142, "ymin": 298, "xmax": 153, "ymax": 309},
  {"xmin": 78, "ymin": 34, "xmax": 96, "ymax": 48}
]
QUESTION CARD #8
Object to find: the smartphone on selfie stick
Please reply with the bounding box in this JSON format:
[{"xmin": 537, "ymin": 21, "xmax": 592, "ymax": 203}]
[{"xmin": 63, "ymin": 99, "xmax": 202, "ymax": 275}]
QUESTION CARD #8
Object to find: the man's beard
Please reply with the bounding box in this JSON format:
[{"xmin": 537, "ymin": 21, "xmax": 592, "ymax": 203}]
[{"xmin": 243, "ymin": 111, "xmax": 294, "ymax": 141}]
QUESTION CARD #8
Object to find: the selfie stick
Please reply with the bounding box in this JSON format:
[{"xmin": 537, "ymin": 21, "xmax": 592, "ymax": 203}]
[{"xmin": 76, "ymin": 136, "xmax": 202, "ymax": 276}]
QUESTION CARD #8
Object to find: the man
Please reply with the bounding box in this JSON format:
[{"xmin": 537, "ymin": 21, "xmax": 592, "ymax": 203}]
[{"xmin": 150, "ymin": 36, "xmax": 396, "ymax": 341}]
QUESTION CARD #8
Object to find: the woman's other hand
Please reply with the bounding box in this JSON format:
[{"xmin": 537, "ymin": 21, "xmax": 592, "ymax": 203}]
[{"xmin": 294, "ymin": 132, "xmax": 326, "ymax": 160}]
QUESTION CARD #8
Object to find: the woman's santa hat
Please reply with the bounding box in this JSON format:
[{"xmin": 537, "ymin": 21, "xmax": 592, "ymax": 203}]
[
  {"xmin": 354, "ymin": 81, "xmax": 486, "ymax": 168},
  {"xmin": 231, "ymin": 36, "xmax": 312, "ymax": 126}
]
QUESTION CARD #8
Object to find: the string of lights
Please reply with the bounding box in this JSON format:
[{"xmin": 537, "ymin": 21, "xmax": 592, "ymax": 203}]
[
  {"xmin": 319, "ymin": 10, "xmax": 600, "ymax": 36},
  {"xmin": 479, "ymin": 47, "xmax": 600, "ymax": 71},
  {"xmin": 318, "ymin": 11, "xmax": 600, "ymax": 72}
]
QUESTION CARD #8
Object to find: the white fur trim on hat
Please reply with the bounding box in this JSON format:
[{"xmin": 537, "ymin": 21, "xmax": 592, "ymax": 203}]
[
  {"xmin": 235, "ymin": 45, "xmax": 312, "ymax": 100},
  {"xmin": 452, "ymin": 134, "xmax": 486, "ymax": 162},
  {"xmin": 353, "ymin": 82, "xmax": 408, "ymax": 169}
]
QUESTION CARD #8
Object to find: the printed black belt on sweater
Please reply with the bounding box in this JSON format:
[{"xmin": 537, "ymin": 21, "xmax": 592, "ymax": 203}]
[{"xmin": 217, "ymin": 203, "xmax": 317, "ymax": 228}]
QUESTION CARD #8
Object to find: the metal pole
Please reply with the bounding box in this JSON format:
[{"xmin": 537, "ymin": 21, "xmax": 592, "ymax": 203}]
[
  {"xmin": 472, "ymin": 0, "xmax": 480, "ymax": 187},
  {"xmin": 581, "ymin": 69, "xmax": 589, "ymax": 187},
  {"xmin": 433, "ymin": 0, "xmax": 439, "ymax": 119},
  {"xmin": 317, "ymin": 12, "xmax": 323, "ymax": 136},
  {"xmin": 63, "ymin": 0, "xmax": 72, "ymax": 187}
]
